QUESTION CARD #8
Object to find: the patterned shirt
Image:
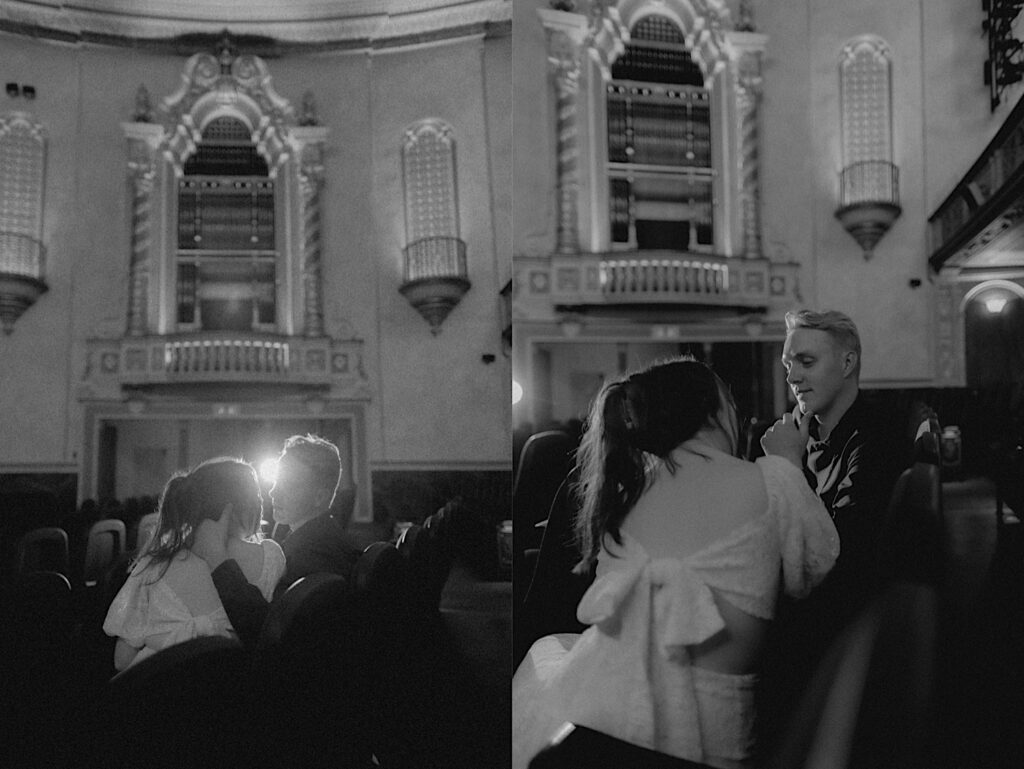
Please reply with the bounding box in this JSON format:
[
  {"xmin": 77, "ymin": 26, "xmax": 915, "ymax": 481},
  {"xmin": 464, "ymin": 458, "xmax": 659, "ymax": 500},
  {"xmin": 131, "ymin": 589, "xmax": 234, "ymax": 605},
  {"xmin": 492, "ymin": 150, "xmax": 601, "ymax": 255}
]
[
  {"xmin": 804, "ymin": 403, "xmax": 866, "ymax": 519},
  {"xmin": 800, "ymin": 392, "xmax": 902, "ymax": 585}
]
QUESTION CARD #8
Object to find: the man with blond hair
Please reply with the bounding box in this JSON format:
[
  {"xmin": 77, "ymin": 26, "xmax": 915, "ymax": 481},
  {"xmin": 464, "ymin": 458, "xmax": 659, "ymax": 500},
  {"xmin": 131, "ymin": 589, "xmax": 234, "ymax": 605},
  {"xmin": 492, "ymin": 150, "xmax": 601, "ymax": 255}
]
[{"xmin": 758, "ymin": 309, "xmax": 902, "ymax": 748}]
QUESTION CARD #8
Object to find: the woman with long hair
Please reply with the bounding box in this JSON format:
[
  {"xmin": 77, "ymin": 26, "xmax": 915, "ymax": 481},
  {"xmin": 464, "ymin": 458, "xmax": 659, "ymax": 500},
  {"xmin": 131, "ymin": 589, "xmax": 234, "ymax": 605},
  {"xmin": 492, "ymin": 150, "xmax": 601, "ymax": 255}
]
[
  {"xmin": 103, "ymin": 457, "xmax": 285, "ymax": 671},
  {"xmin": 512, "ymin": 357, "xmax": 839, "ymax": 768}
]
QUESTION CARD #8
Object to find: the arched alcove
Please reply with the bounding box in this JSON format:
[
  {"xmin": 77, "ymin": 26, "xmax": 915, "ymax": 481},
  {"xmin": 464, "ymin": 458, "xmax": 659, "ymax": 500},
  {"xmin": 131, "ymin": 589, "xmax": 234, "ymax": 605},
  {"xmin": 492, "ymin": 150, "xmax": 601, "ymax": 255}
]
[{"xmin": 962, "ymin": 280, "xmax": 1024, "ymax": 389}]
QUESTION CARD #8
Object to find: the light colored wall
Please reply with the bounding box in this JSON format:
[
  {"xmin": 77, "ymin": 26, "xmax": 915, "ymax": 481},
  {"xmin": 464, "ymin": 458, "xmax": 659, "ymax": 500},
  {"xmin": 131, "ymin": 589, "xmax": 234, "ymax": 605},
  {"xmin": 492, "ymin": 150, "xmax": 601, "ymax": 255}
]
[
  {"xmin": 370, "ymin": 37, "xmax": 511, "ymax": 465},
  {"xmin": 0, "ymin": 36, "xmax": 85, "ymax": 466},
  {"xmin": 0, "ymin": 30, "xmax": 511, "ymax": 476}
]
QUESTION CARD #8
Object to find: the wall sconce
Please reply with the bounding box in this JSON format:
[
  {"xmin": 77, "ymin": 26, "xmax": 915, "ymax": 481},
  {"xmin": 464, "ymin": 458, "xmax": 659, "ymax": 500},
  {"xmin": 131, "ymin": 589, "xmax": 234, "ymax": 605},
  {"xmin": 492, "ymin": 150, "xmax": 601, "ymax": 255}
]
[
  {"xmin": 835, "ymin": 160, "xmax": 902, "ymax": 258},
  {"xmin": 0, "ymin": 234, "xmax": 48, "ymax": 334},
  {"xmin": 399, "ymin": 236, "xmax": 471, "ymax": 335}
]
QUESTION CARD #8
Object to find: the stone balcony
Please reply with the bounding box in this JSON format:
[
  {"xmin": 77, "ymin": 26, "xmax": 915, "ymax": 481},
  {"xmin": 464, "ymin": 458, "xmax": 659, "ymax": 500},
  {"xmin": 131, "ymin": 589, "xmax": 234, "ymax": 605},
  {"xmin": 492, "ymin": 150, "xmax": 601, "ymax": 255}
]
[
  {"xmin": 80, "ymin": 332, "xmax": 368, "ymax": 400},
  {"xmin": 515, "ymin": 251, "xmax": 801, "ymax": 318}
]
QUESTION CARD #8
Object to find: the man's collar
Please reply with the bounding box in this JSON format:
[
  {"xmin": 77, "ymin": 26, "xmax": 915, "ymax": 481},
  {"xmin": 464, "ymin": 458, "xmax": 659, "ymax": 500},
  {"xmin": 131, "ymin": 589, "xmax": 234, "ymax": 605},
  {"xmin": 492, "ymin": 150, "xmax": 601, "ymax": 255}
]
[{"xmin": 817, "ymin": 391, "xmax": 865, "ymax": 446}]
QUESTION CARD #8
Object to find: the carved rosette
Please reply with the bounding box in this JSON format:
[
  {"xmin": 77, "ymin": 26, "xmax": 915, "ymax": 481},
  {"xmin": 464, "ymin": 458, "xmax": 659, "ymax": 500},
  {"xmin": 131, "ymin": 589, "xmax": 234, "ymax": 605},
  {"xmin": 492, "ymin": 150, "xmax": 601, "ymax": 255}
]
[
  {"xmin": 299, "ymin": 141, "xmax": 326, "ymax": 337},
  {"xmin": 736, "ymin": 49, "xmax": 764, "ymax": 259}
]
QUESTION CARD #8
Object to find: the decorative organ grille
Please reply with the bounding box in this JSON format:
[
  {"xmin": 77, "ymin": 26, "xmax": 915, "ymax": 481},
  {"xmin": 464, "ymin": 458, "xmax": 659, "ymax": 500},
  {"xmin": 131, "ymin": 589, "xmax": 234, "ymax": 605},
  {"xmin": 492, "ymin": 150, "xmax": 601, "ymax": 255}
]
[
  {"xmin": 606, "ymin": 14, "xmax": 713, "ymax": 252},
  {"xmin": 176, "ymin": 117, "xmax": 276, "ymax": 332},
  {"xmin": 0, "ymin": 114, "xmax": 46, "ymax": 278}
]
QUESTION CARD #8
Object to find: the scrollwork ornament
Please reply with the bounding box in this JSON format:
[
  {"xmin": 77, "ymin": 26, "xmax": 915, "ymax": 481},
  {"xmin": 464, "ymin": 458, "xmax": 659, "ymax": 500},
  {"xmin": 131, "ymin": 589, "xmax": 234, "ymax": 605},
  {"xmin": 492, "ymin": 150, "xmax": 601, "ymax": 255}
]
[{"xmin": 547, "ymin": 30, "xmax": 583, "ymax": 94}]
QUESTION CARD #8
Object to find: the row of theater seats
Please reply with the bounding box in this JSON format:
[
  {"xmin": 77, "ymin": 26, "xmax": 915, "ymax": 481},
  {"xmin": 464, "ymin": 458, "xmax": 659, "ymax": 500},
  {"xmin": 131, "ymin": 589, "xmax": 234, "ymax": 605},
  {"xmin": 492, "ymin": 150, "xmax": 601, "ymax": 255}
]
[
  {"xmin": 5, "ymin": 516, "xmax": 133, "ymax": 589},
  {"xmin": 516, "ymin": 406, "xmax": 947, "ymax": 768},
  {"xmin": 2, "ymin": 510, "xmax": 504, "ymax": 769}
]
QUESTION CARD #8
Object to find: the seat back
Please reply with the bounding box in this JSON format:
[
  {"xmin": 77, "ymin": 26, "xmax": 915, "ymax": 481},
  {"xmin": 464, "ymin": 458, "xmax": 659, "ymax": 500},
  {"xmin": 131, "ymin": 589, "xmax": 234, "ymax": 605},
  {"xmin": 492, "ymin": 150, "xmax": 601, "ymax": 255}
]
[
  {"xmin": 253, "ymin": 573, "xmax": 377, "ymax": 767},
  {"xmin": 15, "ymin": 527, "xmax": 69, "ymax": 577},
  {"xmin": 83, "ymin": 519, "xmax": 126, "ymax": 587},
  {"xmin": 514, "ymin": 430, "xmax": 576, "ymax": 554},
  {"xmin": 913, "ymin": 428, "xmax": 941, "ymax": 466},
  {"xmin": 355, "ymin": 541, "xmax": 408, "ymax": 605},
  {"xmin": 530, "ymin": 723, "xmax": 718, "ymax": 769},
  {"xmin": 0, "ymin": 570, "xmax": 74, "ymax": 657},
  {"xmin": 103, "ymin": 636, "xmax": 251, "ymax": 769},
  {"xmin": 134, "ymin": 512, "xmax": 159, "ymax": 553},
  {"xmin": 516, "ymin": 474, "xmax": 593, "ymax": 666},
  {"xmin": 880, "ymin": 462, "xmax": 944, "ymax": 585},
  {"xmin": 741, "ymin": 417, "xmax": 773, "ymax": 461},
  {"xmin": 398, "ymin": 523, "xmax": 453, "ymax": 615},
  {"xmin": 768, "ymin": 581, "xmax": 939, "ymax": 769}
]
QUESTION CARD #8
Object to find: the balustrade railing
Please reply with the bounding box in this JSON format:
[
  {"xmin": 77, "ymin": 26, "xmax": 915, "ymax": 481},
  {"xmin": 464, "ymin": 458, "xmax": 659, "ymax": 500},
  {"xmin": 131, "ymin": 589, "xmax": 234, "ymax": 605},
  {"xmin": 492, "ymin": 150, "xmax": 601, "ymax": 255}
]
[
  {"xmin": 83, "ymin": 332, "xmax": 365, "ymax": 395},
  {"xmin": 163, "ymin": 337, "xmax": 289, "ymax": 374},
  {"xmin": 601, "ymin": 257, "xmax": 729, "ymax": 297},
  {"xmin": 539, "ymin": 251, "xmax": 798, "ymax": 311}
]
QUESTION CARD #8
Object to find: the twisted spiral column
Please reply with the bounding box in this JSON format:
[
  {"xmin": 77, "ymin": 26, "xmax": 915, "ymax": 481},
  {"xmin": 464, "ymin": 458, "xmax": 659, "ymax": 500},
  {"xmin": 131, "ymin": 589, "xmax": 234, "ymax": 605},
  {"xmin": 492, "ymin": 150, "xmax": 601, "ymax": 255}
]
[
  {"xmin": 126, "ymin": 153, "xmax": 154, "ymax": 336},
  {"xmin": 553, "ymin": 59, "xmax": 581, "ymax": 254},
  {"xmin": 300, "ymin": 166, "xmax": 325, "ymax": 338},
  {"xmin": 547, "ymin": 26, "xmax": 584, "ymax": 255},
  {"xmin": 738, "ymin": 51, "xmax": 764, "ymax": 259}
]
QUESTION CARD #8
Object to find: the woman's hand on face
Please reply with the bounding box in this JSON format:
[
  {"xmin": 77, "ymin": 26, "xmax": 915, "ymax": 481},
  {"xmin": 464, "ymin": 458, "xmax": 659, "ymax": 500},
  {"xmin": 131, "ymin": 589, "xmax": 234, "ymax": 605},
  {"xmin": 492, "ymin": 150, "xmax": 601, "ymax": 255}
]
[
  {"xmin": 192, "ymin": 505, "xmax": 231, "ymax": 570},
  {"xmin": 760, "ymin": 406, "xmax": 813, "ymax": 468}
]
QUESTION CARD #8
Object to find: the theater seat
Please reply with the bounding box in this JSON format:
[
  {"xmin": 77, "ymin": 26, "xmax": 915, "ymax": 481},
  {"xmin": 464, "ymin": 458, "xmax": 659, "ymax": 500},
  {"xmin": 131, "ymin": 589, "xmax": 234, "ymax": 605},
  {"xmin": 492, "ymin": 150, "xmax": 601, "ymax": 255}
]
[
  {"xmin": 515, "ymin": 474, "xmax": 592, "ymax": 668},
  {"xmin": 253, "ymin": 573, "xmax": 378, "ymax": 768},
  {"xmin": 397, "ymin": 523, "xmax": 453, "ymax": 616},
  {"xmin": 14, "ymin": 527, "xmax": 69, "ymax": 578},
  {"xmin": 529, "ymin": 723, "xmax": 717, "ymax": 769},
  {"xmin": 134, "ymin": 511, "xmax": 159, "ymax": 553},
  {"xmin": 100, "ymin": 636, "xmax": 251, "ymax": 769},
  {"xmin": 83, "ymin": 518, "xmax": 126, "ymax": 588},
  {"xmin": 879, "ymin": 462, "xmax": 944, "ymax": 586},
  {"xmin": 767, "ymin": 580, "xmax": 939, "ymax": 769}
]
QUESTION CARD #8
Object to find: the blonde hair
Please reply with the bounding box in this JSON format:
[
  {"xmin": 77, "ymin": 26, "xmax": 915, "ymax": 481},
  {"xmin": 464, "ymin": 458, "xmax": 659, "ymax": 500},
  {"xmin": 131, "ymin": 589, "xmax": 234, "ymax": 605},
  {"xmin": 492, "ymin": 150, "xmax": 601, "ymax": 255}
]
[{"xmin": 785, "ymin": 309, "xmax": 861, "ymax": 374}]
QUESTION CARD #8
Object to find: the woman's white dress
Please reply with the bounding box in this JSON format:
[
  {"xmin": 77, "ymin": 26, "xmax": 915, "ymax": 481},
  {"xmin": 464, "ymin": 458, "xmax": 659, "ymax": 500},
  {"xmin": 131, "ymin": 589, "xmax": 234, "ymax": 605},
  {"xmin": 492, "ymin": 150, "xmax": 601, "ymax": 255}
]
[
  {"xmin": 512, "ymin": 455, "xmax": 839, "ymax": 769},
  {"xmin": 103, "ymin": 538, "xmax": 286, "ymax": 668}
]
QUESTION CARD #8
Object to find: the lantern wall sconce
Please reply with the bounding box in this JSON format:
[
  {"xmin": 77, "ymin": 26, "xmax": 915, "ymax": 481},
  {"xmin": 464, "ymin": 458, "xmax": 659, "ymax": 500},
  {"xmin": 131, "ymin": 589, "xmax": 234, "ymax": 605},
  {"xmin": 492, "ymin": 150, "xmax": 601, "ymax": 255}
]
[
  {"xmin": 835, "ymin": 160, "xmax": 902, "ymax": 258},
  {"xmin": 399, "ymin": 235, "xmax": 471, "ymax": 334},
  {"xmin": 0, "ymin": 233, "xmax": 48, "ymax": 334}
]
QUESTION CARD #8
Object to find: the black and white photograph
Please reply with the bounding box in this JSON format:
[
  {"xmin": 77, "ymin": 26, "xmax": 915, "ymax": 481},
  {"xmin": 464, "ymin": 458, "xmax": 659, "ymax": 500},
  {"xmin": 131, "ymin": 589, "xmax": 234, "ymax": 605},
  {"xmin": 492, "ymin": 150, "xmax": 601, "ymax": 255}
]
[
  {"xmin": 511, "ymin": 1, "xmax": 1023, "ymax": 768},
  {"xmin": 0, "ymin": 1, "xmax": 512, "ymax": 767}
]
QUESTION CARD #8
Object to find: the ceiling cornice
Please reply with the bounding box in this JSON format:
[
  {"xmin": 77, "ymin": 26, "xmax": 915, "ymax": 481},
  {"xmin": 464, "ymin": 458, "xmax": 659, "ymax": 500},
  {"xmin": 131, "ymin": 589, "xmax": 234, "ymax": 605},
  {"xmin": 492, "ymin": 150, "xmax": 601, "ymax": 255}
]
[{"xmin": 0, "ymin": 0, "xmax": 510, "ymax": 53}]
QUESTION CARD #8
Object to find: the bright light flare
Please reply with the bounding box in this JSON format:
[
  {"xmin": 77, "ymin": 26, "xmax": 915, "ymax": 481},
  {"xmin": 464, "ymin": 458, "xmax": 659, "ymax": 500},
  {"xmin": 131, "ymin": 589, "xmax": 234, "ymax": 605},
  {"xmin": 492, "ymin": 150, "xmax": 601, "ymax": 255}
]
[
  {"xmin": 512, "ymin": 379, "xmax": 523, "ymax": 405},
  {"xmin": 985, "ymin": 296, "xmax": 1008, "ymax": 314},
  {"xmin": 258, "ymin": 457, "xmax": 280, "ymax": 485}
]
